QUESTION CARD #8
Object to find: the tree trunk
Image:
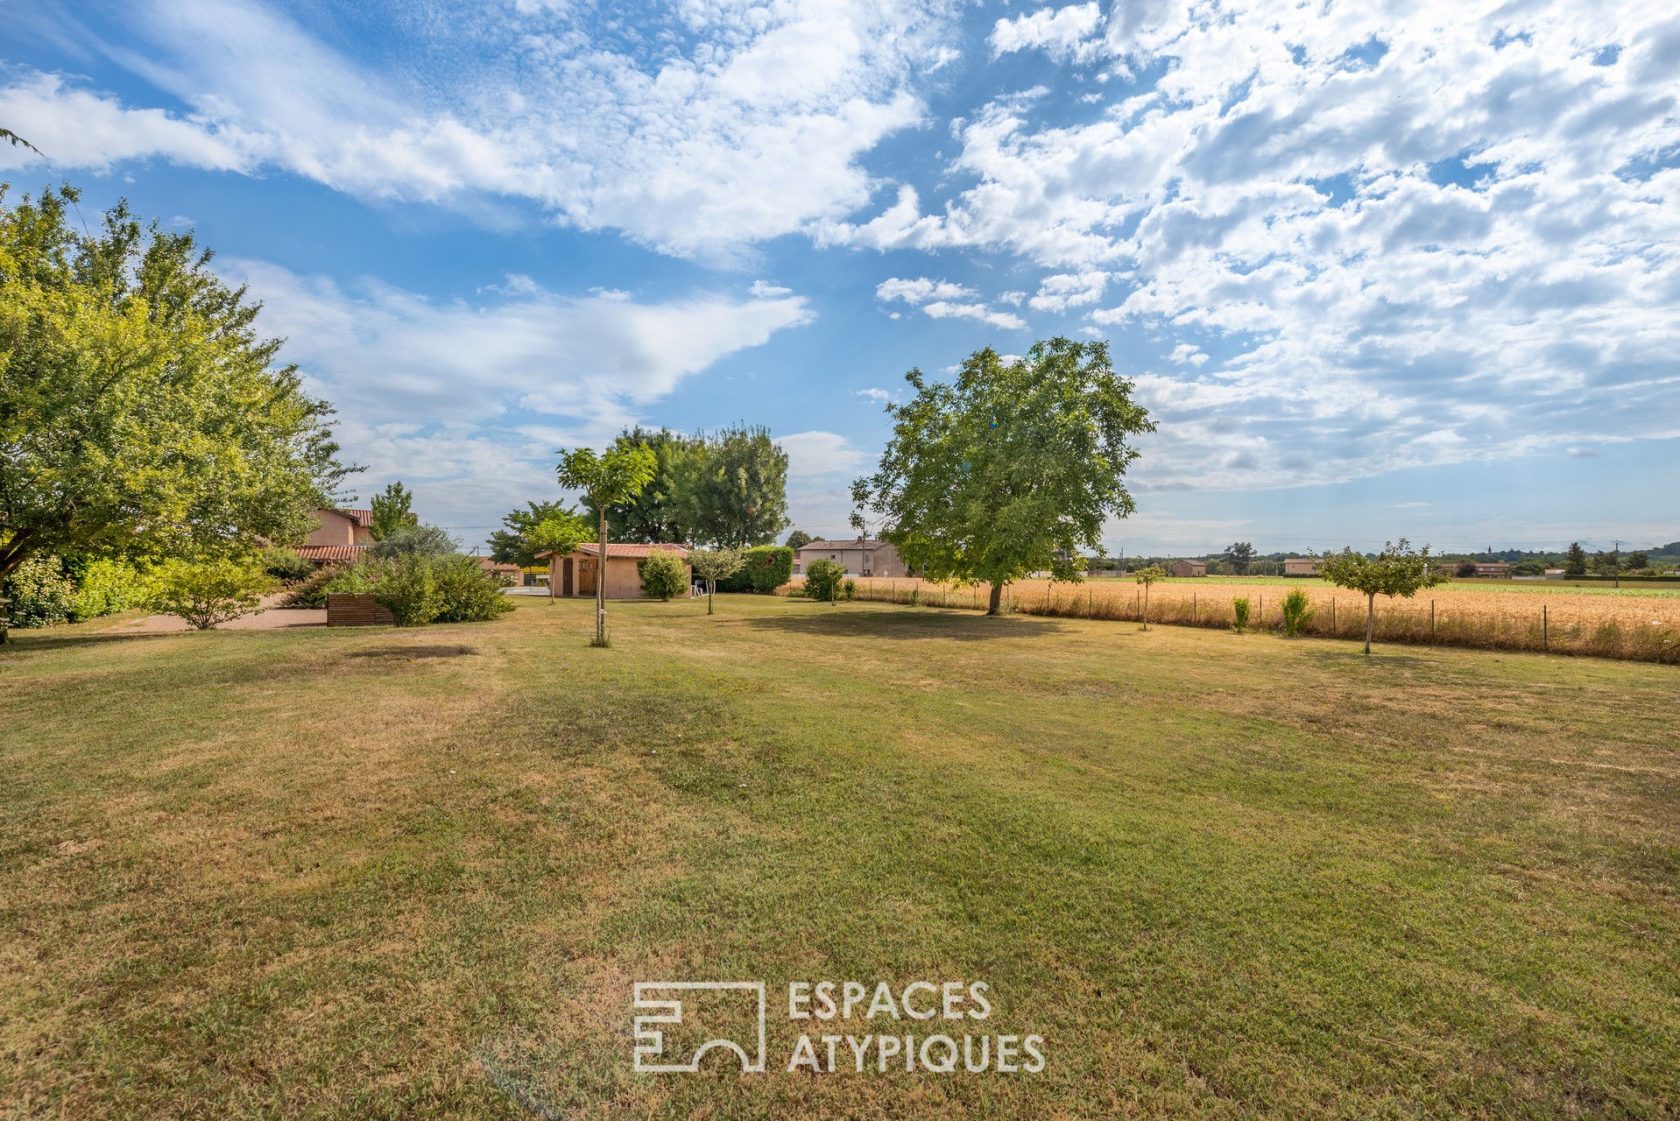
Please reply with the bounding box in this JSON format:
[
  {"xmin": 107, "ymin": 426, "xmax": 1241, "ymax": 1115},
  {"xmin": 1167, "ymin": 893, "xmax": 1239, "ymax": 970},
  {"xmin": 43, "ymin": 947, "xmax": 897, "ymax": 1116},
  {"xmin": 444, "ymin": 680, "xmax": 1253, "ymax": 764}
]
[
  {"xmin": 1364, "ymin": 592, "xmax": 1375, "ymax": 655},
  {"xmin": 707, "ymin": 585, "xmax": 715, "ymax": 616},
  {"xmin": 986, "ymin": 582, "xmax": 1003, "ymax": 615},
  {"xmin": 594, "ymin": 507, "xmax": 608, "ymax": 646},
  {"xmin": 1142, "ymin": 583, "xmax": 1150, "ymax": 630}
]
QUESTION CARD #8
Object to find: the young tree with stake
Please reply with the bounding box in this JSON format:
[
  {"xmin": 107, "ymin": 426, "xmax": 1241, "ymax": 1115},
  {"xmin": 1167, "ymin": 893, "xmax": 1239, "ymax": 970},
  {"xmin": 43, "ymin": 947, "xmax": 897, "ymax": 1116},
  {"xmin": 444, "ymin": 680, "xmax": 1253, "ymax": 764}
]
[
  {"xmin": 557, "ymin": 445, "xmax": 657, "ymax": 646},
  {"xmin": 1319, "ymin": 539, "xmax": 1446, "ymax": 655},
  {"xmin": 1133, "ymin": 565, "xmax": 1165, "ymax": 630},
  {"xmin": 689, "ymin": 547, "xmax": 745, "ymax": 615}
]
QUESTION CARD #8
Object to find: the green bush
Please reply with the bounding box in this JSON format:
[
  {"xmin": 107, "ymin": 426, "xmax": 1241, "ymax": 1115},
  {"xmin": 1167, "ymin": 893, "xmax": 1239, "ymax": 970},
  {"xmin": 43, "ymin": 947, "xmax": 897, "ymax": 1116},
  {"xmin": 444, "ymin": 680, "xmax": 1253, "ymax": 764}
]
[
  {"xmin": 1281, "ymin": 588, "xmax": 1313, "ymax": 637},
  {"xmin": 260, "ymin": 546, "xmax": 315, "ymax": 584},
  {"xmin": 637, "ymin": 549, "xmax": 688, "ymax": 601},
  {"xmin": 369, "ymin": 524, "xmax": 457, "ymax": 559},
  {"xmin": 3, "ymin": 556, "xmax": 76, "ymax": 627},
  {"xmin": 431, "ymin": 555, "xmax": 515, "ymax": 623},
  {"xmin": 1232, "ymin": 596, "xmax": 1251, "ymax": 633},
  {"xmin": 842, "ymin": 578, "xmax": 857, "ymax": 601},
  {"xmin": 279, "ymin": 564, "xmax": 341, "ymax": 607},
  {"xmin": 716, "ymin": 545, "xmax": 794, "ymax": 593},
  {"xmin": 147, "ymin": 557, "xmax": 273, "ymax": 630},
  {"xmin": 370, "ymin": 555, "xmax": 437, "ymax": 626},
  {"xmin": 68, "ymin": 558, "xmax": 142, "ymax": 621},
  {"xmin": 804, "ymin": 559, "xmax": 846, "ymax": 601}
]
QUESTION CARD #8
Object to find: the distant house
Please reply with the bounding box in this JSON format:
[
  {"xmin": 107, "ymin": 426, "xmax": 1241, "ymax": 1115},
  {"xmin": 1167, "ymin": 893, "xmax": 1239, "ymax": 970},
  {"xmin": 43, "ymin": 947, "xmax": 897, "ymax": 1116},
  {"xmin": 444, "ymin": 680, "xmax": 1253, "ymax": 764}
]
[
  {"xmin": 1544, "ymin": 568, "xmax": 1566, "ymax": 579},
  {"xmin": 793, "ymin": 539, "xmax": 908, "ymax": 577},
  {"xmin": 1169, "ymin": 559, "xmax": 1208, "ymax": 578},
  {"xmin": 544, "ymin": 543, "xmax": 691, "ymax": 599},
  {"xmin": 1474, "ymin": 562, "xmax": 1512, "ymax": 577},
  {"xmin": 1283, "ymin": 557, "xmax": 1321, "ymax": 577},
  {"xmin": 476, "ymin": 556, "xmax": 524, "ymax": 586},
  {"xmin": 296, "ymin": 508, "xmax": 373, "ymax": 565}
]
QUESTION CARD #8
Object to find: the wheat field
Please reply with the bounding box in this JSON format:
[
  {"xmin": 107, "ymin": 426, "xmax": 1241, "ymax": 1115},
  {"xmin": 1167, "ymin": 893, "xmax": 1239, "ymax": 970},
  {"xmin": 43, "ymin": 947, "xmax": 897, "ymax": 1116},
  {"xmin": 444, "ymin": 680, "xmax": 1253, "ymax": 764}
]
[{"xmin": 835, "ymin": 576, "xmax": 1680, "ymax": 663}]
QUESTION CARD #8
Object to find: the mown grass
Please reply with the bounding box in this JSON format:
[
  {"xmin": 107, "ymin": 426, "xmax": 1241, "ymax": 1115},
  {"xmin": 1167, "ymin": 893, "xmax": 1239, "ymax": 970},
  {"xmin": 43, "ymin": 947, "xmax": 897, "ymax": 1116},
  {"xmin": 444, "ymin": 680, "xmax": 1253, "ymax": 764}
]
[{"xmin": 2, "ymin": 596, "xmax": 1677, "ymax": 1119}]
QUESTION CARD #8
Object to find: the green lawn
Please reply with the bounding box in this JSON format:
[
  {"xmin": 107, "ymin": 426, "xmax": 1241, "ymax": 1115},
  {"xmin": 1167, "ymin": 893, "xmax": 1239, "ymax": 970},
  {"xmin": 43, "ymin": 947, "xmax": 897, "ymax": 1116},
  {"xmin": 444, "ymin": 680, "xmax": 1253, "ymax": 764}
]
[{"xmin": 3, "ymin": 596, "xmax": 1677, "ymax": 1119}]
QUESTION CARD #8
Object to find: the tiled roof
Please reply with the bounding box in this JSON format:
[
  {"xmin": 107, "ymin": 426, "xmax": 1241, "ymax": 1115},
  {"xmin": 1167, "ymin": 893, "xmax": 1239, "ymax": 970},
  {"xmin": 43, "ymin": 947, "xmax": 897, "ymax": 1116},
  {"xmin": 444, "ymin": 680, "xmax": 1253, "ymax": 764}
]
[
  {"xmin": 339, "ymin": 508, "xmax": 373, "ymax": 526},
  {"xmin": 539, "ymin": 542, "xmax": 690, "ymax": 559},
  {"xmin": 296, "ymin": 544, "xmax": 368, "ymax": 562}
]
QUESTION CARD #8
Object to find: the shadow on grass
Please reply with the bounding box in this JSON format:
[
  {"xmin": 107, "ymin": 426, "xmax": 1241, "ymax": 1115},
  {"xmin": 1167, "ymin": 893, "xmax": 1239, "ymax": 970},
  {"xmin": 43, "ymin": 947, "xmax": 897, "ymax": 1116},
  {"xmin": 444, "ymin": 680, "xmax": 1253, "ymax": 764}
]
[
  {"xmin": 0, "ymin": 629, "xmax": 186, "ymax": 654},
  {"xmin": 743, "ymin": 604, "xmax": 1064, "ymax": 642},
  {"xmin": 346, "ymin": 644, "xmax": 478, "ymax": 660}
]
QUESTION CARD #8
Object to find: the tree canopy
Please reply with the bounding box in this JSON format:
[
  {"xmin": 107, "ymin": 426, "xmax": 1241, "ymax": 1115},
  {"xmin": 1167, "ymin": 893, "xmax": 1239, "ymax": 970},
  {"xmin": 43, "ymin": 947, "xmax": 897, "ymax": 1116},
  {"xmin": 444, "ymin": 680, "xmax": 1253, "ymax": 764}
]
[
  {"xmin": 1223, "ymin": 541, "xmax": 1255, "ymax": 573},
  {"xmin": 852, "ymin": 338, "xmax": 1154, "ymax": 614},
  {"xmin": 784, "ymin": 529, "xmax": 813, "ymax": 550},
  {"xmin": 558, "ymin": 443, "xmax": 657, "ymax": 646},
  {"xmin": 585, "ymin": 427, "xmax": 696, "ymax": 543},
  {"xmin": 679, "ymin": 424, "xmax": 789, "ymax": 548},
  {"xmin": 1320, "ymin": 538, "xmax": 1446, "ymax": 654},
  {"xmin": 489, "ymin": 500, "xmax": 575, "ymax": 566},
  {"xmin": 369, "ymin": 482, "xmax": 417, "ymax": 540},
  {"xmin": 0, "ymin": 186, "xmax": 353, "ymax": 580}
]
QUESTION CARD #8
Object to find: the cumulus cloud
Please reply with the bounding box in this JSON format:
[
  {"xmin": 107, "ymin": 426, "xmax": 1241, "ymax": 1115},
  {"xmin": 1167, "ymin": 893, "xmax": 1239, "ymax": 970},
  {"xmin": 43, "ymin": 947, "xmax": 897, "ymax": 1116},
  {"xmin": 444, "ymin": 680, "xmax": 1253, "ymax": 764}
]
[
  {"xmin": 832, "ymin": 0, "xmax": 1680, "ymax": 489},
  {"xmin": 1, "ymin": 0, "xmax": 960, "ymax": 258},
  {"xmin": 876, "ymin": 275, "xmax": 1027, "ymax": 330},
  {"xmin": 991, "ymin": 4, "xmax": 1104, "ymax": 62},
  {"xmin": 218, "ymin": 260, "xmax": 811, "ymax": 537}
]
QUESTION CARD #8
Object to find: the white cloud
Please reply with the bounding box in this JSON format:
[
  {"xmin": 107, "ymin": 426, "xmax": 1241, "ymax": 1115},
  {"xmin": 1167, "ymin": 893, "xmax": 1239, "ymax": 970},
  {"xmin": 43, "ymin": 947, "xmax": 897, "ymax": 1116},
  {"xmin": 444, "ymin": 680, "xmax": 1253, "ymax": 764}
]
[
  {"xmin": 876, "ymin": 275, "xmax": 1027, "ymax": 330},
  {"xmin": 855, "ymin": 387, "xmax": 893, "ymax": 404},
  {"xmin": 2, "ymin": 0, "xmax": 961, "ymax": 259},
  {"xmin": 875, "ymin": 276, "xmax": 976, "ymax": 304},
  {"xmin": 217, "ymin": 260, "xmax": 812, "ymax": 539},
  {"xmin": 750, "ymin": 280, "xmax": 793, "ymax": 298},
  {"xmin": 831, "ymin": 0, "xmax": 1680, "ymax": 488},
  {"xmin": 1028, "ymin": 269, "xmax": 1108, "ymax": 312},
  {"xmin": 778, "ymin": 430, "xmax": 872, "ymax": 480},
  {"xmin": 991, "ymin": 4, "xmax": 1104, "ymax": 62}
]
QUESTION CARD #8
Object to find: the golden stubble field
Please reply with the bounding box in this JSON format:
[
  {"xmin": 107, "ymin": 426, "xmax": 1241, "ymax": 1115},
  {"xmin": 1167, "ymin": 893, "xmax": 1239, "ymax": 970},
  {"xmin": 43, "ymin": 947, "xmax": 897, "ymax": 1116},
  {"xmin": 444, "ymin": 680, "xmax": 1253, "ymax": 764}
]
[{"xmin": 840, "ymin": 577, "xmax": 1680, "ymax": 662}]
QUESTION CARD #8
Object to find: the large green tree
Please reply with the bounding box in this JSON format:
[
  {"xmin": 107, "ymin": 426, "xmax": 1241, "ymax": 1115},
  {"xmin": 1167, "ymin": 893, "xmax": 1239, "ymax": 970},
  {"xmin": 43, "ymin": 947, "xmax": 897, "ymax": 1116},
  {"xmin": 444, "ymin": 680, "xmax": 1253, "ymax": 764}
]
[
  {"xmin": 586, "ymin": 427, "xmax": 698, "ymax": 543},
  {"xmin": 852, "ymin": 338, "xmax": 1154, "ymax": 615},
  {"xmin": 0, "ymin": 186, "xmax": 353, "ymax": 589},
  {"xmin": 1223, "ymin": 541, "xmax": 1255, "ymax": 574},
  {"xmin": 557, "ymin": 444, "xmax": 657, "ymax": 646},
  {"xmin": 488, "ymin": 500, "xmax": 574, "ymax": 566},
  {"xmin": 679, "ymin": 424, "xmax": 789, "ymax": 548}
]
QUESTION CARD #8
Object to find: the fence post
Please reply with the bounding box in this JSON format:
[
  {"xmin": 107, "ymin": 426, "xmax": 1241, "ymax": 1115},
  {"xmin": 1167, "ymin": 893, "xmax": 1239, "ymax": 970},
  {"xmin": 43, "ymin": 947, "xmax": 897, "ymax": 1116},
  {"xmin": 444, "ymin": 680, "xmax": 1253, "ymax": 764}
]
[
  {"xmin": 1192, "ymin": 591, "xmax": 1198, "ymax": 624},
  {"xmin": 1430, "ymin": 599, "xmax": 1435, "ymax": 642},
  {"xmin": 1543, "ymin": 604, "xmax": 1549, "ymax": 653},
  {"xmin": 1331, "ymin": 598, "xmax": 1336, "ymax": 635},
  {"xmin": 1258, "ymin": 595, "xmax": 1263, "ymax": 630}
]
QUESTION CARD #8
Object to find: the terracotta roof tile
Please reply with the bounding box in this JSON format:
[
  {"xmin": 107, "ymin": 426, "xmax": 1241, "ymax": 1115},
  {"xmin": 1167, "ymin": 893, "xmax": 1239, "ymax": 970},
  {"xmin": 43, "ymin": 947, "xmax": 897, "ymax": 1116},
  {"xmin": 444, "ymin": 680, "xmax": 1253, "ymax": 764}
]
[{"xmin": 296, "ymin": 544, "xmax": 368, "ymax": 562}]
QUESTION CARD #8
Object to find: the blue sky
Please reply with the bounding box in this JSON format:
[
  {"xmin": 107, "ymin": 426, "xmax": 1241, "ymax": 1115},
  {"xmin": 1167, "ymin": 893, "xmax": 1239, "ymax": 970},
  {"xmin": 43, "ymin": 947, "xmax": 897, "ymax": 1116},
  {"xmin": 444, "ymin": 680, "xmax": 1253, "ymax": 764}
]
[{"xmin": 4, "ymin": 0, "xmax": 1678, "ymax": 554}]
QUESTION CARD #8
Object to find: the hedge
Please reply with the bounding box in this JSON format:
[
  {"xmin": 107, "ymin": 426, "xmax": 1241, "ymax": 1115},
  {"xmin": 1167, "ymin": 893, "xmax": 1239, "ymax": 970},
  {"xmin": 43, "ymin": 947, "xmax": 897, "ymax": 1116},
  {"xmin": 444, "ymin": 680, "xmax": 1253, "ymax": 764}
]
[{"xmin": 716, "ymin": 546, "xmax": 793, "ymax": 593}]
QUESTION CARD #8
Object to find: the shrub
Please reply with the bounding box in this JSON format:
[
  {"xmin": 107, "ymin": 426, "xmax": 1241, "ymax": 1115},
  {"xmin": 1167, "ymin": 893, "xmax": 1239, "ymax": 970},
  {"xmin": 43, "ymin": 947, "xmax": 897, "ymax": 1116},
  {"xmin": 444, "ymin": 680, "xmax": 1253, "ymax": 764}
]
[
  {"xmin": 842, "ymin": 578, "xmax": 857, "ymax": 601},
  {"xmin": 431, "ymin": 555, "xmax": 515, "ymax": 623},
  {"xmin": 804, "ymin": 559, "xmax": 845, "ymax": 601},
  {"xmin": 3, "ymin": 555, "xmax": 76, "ymax": 627},
  {"xmin": 1232, "ymin": 596, "xmax": 1251, "ymax": 633},
  {"xmin": 68, "ymin": 558, "xmax": 142, "ymax": 621},
  {"xmin": 280, "ymin": 563, "xmax": 342, "ymax": 607},
  {"xmin": 1281, "ymin": 588, "xmax": 1313, "ymax": 637},
  {"xmin": 637, "ymin": 549, "xmax": 689, "ymax": 601},
  {"xmin": 370, "ymin": 555, "xmax": 437, "ymax": 626},
  {"xmin": 148, "ymin": 557, "xmax": 273, "ymax": 630},
  {"xmin": 369, "ymin": 523, "xmax": 457, "ymax": 559},
  {"xmin": 261, "ymin": 546, "xmax": 315, "ymax": 584},
  {"xmin": 718, "ymin": 546, "xmax": 794, "ymax": 593}
]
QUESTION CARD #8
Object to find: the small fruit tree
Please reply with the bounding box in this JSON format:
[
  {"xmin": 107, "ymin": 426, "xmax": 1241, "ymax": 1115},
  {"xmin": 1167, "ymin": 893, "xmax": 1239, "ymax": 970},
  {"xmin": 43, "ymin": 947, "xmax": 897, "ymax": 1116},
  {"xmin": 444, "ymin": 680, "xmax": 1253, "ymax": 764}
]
[
  {"xmin": 1133, "ymin": 565, "xmax": 1166, "ymax": 630},
  {"xmin": 1319, "ymin": 539, "xmax": 1445, "ymax": 655},
  {"xmin": 689, "ymin": 547, "xmax": 745, "ymax": 616}
]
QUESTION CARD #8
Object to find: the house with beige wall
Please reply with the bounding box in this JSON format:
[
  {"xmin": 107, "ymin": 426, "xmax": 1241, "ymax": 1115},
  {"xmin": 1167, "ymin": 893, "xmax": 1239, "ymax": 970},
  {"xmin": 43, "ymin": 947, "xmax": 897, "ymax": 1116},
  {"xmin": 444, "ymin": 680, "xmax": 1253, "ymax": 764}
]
[
  {"xmin": 296, "ymin": 508, "xmax": 375, "ymax": 565},
  {"xmin": 545, "ymin": 543, "xmax": 691, "ymax": 599},
  {"xmin": 1283, "ymin": 557, "xmax": 1322, "ymax": 577},
  {"xmin": 793, "ymin": 539, "xmax": 909, "ymax": 577}
]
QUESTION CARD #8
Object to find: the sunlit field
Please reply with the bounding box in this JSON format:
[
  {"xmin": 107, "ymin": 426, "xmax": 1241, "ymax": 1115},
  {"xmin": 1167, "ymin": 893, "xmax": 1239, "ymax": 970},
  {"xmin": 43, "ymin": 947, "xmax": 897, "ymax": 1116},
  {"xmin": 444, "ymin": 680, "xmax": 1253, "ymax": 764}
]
[
  {"xmin": 842, "ymin": 577, "xmax": 1680, "ymax": 663},
  {"xmin": 3, "ymin": 594, "xmax": 1677, "ymax": 1119}
]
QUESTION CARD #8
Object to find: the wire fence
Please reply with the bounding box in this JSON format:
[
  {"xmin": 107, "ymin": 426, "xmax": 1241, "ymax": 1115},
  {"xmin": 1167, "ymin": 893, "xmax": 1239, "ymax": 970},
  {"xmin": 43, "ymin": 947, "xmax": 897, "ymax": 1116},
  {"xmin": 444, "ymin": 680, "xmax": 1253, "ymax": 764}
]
[{"xmin": 812, "ymin": 577, "xmax": 1680, "ymax": 664}]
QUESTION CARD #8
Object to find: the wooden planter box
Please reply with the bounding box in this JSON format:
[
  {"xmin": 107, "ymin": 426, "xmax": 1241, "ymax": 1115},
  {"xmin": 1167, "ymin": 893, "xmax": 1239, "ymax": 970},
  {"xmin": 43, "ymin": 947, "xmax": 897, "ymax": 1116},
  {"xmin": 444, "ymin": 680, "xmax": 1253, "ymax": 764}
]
[{"xmin": 325, "ymin": 592, "xmax": 394, "ymax": 627}]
